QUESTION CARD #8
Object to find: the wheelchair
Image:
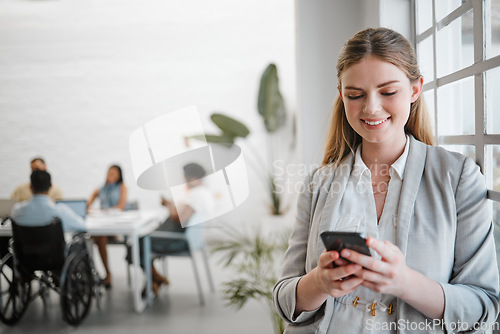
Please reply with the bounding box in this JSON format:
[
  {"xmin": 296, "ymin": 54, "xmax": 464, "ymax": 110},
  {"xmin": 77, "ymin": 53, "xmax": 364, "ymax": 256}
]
[{"xmin": 0, "ymin": 217, "xmax": 102, "ymax": 326}]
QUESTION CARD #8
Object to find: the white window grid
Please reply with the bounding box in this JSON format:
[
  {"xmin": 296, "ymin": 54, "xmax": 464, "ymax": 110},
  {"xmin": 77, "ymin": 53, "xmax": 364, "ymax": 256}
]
[{"xmin": 413, "ymin": 0, "xmax": 500, "ymax": 203}]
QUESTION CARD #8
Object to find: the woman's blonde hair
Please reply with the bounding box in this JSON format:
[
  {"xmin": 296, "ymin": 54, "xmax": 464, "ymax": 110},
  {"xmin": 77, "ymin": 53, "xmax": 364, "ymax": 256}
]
[{"xmin": 322, "ymin": 28, "xmax": 434, "ymax": 167}]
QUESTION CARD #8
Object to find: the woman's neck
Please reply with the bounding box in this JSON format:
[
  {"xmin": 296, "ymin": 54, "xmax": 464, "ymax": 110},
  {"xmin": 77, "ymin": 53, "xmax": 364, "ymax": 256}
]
[{"xmin": 361, "ymin": 135, "xmax": 406, "ymax": 176}]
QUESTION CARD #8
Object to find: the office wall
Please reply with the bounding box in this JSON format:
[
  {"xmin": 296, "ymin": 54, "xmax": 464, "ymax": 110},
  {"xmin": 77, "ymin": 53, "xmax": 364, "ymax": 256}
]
[
  {"xmin": 0, "ymin": 0, "xmax": 411, "ymax": 224},
  {"xmin": 295, "ymin": 0, "xmax": 364, "ymax": 169},
  {"xmin": 0, "ymin": 0, "xmax": 295, "ymax": 220}
]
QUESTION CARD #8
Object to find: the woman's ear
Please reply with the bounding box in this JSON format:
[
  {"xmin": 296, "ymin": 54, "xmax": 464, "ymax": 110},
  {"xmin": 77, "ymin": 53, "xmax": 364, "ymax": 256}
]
[
  {"xmin": 410, "ymin": 76, "xmax": 424, "ymax": 103},
  {"xmin": 337, "ymin": 85, "xmax": 344, "ymax": 102}
]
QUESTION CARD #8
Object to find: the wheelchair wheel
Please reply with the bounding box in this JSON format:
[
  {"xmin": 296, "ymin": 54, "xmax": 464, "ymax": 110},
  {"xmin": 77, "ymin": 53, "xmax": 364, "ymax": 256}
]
[
  {"xmin": 0, "ymin": 253, "xmax": 31, "ymax": 325},
  {"xmin": 60, "ymin": 253, "xmax": 93, "ymax": 325}
]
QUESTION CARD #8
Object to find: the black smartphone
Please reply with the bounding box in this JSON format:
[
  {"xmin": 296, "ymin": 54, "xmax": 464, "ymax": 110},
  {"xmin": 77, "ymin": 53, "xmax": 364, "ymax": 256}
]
[{"xmin": 320, "ymin": 231, "xmax": 371, "ymax": 257}]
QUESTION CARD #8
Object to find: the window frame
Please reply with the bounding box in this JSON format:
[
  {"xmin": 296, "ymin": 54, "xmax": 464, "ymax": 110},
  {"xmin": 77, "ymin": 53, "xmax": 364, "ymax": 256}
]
[{"xmin": 412, "ymin": 0, "xmax": 500, "ymax": 203}]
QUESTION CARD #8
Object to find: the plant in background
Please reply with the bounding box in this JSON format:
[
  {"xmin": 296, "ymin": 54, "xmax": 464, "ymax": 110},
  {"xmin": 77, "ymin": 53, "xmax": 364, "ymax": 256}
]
[
  {"xmin": 209, "ymin": 226, "xmax": 290, "ymax": 334},
  {"xmin": 192, "ymin": 63, "xmax": 295, "ymax": 215}
]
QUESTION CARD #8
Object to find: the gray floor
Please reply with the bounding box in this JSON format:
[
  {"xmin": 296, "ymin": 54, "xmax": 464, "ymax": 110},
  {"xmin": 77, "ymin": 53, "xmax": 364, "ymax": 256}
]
[{"xmin": 0, "ymin": 246, "xmax": 274, "ymax": 334}]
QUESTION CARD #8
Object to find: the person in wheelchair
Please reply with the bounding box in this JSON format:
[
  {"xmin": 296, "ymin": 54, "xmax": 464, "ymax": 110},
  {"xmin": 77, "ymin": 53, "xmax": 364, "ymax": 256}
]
[
  {"xmin": 11, "ymin": 170, "xmax": 86, "ymax": 233},
  {"xmin": 0, "ymin": 171, "xmax": 99, "ymax": 326},
  {"xmin": 0, "ymin": 170, "xmax": 86, "ymax": 270},
  {"xmin": 8, "ymin": 169, "xmax": 87, "ymax": 288}
]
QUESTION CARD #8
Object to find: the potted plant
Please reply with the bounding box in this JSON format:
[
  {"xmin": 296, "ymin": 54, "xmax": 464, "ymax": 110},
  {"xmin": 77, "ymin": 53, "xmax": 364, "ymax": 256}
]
[
  {"xmin": 192, "ymin": 63, "xmax": 295, "ymax": 216},
  {"xmin": 209, "ymin": 225, "xmax": 291, "ymax": 334}
]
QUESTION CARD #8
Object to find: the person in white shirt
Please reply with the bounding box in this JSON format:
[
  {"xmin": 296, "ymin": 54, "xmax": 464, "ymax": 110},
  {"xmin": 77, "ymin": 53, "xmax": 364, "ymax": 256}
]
[{"xmin": 127, "ymin": 163, "xmax": 214, "ymax": 296}]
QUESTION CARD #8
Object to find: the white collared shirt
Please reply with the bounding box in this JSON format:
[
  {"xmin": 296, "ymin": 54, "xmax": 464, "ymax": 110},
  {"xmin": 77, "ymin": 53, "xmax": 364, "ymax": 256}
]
[{"xmin": 327, "ymin": 136, "xmax": 410, "ymax": 333}]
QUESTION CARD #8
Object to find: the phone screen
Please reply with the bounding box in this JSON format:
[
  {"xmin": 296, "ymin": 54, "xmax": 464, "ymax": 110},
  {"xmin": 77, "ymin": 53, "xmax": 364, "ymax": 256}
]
[{"xmin": 320, "ymin": 231, "xmax": 371, "ymax": 257}]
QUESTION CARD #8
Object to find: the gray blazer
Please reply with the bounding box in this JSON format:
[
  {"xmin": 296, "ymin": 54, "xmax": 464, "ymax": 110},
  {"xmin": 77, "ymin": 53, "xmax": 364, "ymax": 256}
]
[{"xmin": 273, "ymin": 136, "xmax": 500, "ymax": 333}]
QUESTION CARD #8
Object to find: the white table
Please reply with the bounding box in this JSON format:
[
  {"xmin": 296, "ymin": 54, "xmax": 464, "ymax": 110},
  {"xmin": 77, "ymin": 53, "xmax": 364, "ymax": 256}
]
[
  {"xmin": 85, "ymin": 209, "xmax": 167, "ymax": 312},
  {"xmin": 1, "ymin": 209, "xmax": 167, "ymax": 313}
]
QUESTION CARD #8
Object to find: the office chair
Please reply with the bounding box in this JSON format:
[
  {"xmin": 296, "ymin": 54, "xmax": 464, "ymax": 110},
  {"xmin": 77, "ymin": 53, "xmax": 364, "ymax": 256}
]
[{"xmin": 149, "ymin": 223, "xmax": 215, "ymax": 305}]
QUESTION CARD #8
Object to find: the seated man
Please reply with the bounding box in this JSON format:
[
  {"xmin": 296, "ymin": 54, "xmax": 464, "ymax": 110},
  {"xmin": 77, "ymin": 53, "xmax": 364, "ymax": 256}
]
[
  {"xmin": 11, "ymin": 157, "xmax": 63, "ymax": 202},
  {"xmin": 11, "ymin": 170, "xmax": 86, "ymax": 233}
]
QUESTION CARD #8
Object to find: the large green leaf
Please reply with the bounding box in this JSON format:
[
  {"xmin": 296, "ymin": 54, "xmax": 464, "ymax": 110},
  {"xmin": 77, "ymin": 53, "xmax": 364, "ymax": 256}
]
[
  {"xmin": 211, "ymin": 113, "xmax": 250, "ymax": 139},
  {"xmin": 257, "ymin": 64, "xmax": 287, "ymax": 133},
  {"xmin": 190, "ymin": 134, "xmax": 235, "ymax": 146}
]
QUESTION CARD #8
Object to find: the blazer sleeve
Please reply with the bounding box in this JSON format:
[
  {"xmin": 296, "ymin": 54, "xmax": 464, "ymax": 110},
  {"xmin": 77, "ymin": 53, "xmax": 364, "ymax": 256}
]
[
  {"xmin": 273, "ymin": 171, "xmax": 324, "ymax": 325},
  {"xmin": 440, "ymin": 157, "xmax": 500, "ymax": 330}
]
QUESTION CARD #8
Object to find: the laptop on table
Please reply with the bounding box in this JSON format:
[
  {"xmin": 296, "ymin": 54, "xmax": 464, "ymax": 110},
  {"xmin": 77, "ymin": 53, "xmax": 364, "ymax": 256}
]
[
  {"xmin": 56, "ymin": 199, "xmax": 87, "ymax": 220},
  {"xmin": 0, "ymin": 199, "xmax": 17, "ymax": 220}
]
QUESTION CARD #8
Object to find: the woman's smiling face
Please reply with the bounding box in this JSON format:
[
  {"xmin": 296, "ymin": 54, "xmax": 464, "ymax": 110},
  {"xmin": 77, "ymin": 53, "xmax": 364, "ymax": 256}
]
[{"xmin": 339, "ymin": 55, "xmax": 422, "ymax": 147}]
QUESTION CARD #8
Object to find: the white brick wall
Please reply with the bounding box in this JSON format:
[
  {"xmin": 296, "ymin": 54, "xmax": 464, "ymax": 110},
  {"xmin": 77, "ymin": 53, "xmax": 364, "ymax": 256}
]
[{"xmin": 0, "ymin": 0, "xmax": 297, "ymax": 223}]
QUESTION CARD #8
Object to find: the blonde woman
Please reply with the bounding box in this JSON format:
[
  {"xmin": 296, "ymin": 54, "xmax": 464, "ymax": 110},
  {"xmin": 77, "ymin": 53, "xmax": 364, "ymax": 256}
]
[{"xmin": 273, "ymin": 28, "xmax": 499, "ymax": 333}]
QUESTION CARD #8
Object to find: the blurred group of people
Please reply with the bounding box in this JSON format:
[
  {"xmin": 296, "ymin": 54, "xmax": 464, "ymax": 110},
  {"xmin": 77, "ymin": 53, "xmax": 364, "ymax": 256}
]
[
  {"xmin": 9, "ymin": 159, "xmax": 128, "ymax": 289},
  {"xmin": 7, "ymin": 157, "xmax": 213, "ymax": 296}
]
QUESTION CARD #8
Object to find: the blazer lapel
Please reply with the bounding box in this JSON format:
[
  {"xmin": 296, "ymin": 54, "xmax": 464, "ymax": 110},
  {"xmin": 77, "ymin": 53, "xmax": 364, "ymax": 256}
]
[
  {"xmin": 308, "ymin": 154, "xmax": 354, "ymax": 270},
  {"xmin": 396, "ymin": 136, "xmax": 427, "ymax": 256}
]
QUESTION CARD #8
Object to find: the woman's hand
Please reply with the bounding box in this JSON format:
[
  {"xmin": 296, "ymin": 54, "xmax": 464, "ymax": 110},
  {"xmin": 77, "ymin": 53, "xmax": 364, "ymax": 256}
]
[
  {"xmin": 340, "ymin": 237, "xmax": 410, "ymax": 299},
  {"xmin": 315, "ymin": 250, "xmax": 364, "ymax": 297},
  {"xmin": 340, "ymin": 237, "xmax": 445, "ymax": 319},
  {"xmin": 295, "ymin": 250, "xmax": 363, "ymax": 315}
]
